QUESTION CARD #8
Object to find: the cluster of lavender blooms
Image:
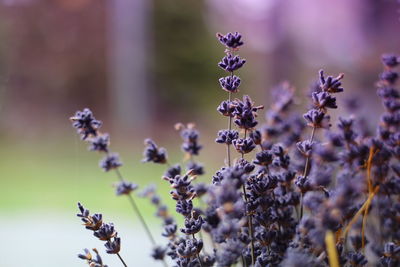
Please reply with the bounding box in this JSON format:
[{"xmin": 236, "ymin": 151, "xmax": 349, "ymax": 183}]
[
  {"xmin": 71, "ymin": 32, "xmax": 400, "ymax": 267},
  {"xmin": 76, "ymin": 203, "xmax": 122, "ymax": 266}
]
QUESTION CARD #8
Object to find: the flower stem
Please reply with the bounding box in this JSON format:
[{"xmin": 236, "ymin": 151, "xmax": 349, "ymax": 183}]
[
  {"xmin": 300, "ymin": 126, "xmax": 316, "ymax": 220},
  {"xmin": 116, "ymin": 253, "xmax": 128, "ymax": 267},
  {"xmin": 114, "ymin": 169, "xmax": 169, "ymax": 267},
  {"xmin": 193, "ymin": 234, "xmax": 204, "ymax": 267},
  {"xmin": 227, "ymin": 91, "xmax": 233, "ymax": 167}
]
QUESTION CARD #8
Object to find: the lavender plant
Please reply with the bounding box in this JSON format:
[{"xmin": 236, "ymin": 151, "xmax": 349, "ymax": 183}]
[{"xmin": 71, "ymin": 33, "xmax": 400, "ymax": 267}]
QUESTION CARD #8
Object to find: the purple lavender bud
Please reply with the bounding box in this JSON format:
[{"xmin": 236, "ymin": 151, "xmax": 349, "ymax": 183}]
[
  {"xmin": 219, "ymin": 75, "xmax": 241, "ymax": 93},
  {"xmin": 94, "ymin": 223, "xmax": 116, "ymax": 241},
  {"xmin": 176, "ymin": 237, "xmax": 203, "ymax": 258},
  {"xmin": 104, "ymin": 237, "xmax": 121, "ymax": 254},
  {"xmin": 162, "ymin": 167, "xmax": 179, "ymax": 181},
  {"xmin": 151, "ymin": 246, "xmax": 166, "ymax": 261},
  {"xmin": 347, "ymin": 252, "xmax": 368, "ymax": 266},
  {"xmin": 99, "ymin": 153, "xmax": 122, "ymax": 172},
  {"xmin": 253, "ymin": 150, "xmax": 273, "ymax": 166},
  {"xmin": 377, "ymin": 86, "xmax": 400, "ymax": 99},
  {"xmin": 218, "ymin": 54, "xmax": 246, "ymax": 72},
  {"xmin": 235, "ymin": 158, "xmax": 255, "ymax": 173},
  {"xmin": 311, "ymin": 91, "xmax": 337, "ymax": 110},
  {"xmin": 162, "ymin": 223, "xmax": 177, "ymax": 238},
  {"xmin": 176, "ymin": 200, "xmax": 193, "ymax": 217},
  {"xmin": 382, "ymin": 54, "xmax": 399, "ymax": 68},
  {"xmin": 115, "ymin": 181, "xmax": 138, "ymax": 196},
  {"xmin": 180, "ymin": 214, "xmax": 203, "ymax": 235},
  {"xmin": 303, "ymin": 109, "xmax": 331, "ymax": 128},
  {"xmin": 296, "ymin": 140, "xmax": 314, "ymax": 157},
  {"xmin": 216, "ymin": 32, "xmax": 244, "ymax": 49},
  {"xmin": 319, "ymin": 70, "xmax": 344, "ymax": 93},
  {"xmin": 77, "ymin": 203, "xmax": 103, "ymax": 231},
  {"xmin": 383, "ymin": 98, "xmax": 400, "ymax": 112},
  {"xmin": 88, "ymin": 134, "xmax": 109, "ymax": 153},
  {"xmin": 187, "ymin": 161, "xmax": 204, "ymax": 175},
  {"xmin": 70, "ymin": 108, "xmax": 102, "ymax": 140},
  {"xmin": 233, "ymin": 137, "xmax": 256, "ymax": 154},
  {"xmin": 215, "ymin": 129, "xmax": 239, "ymax": 145},
  {"xmin": 380, "ymin": 70, "xmax": 399, "ymax": 84},
  {"xmin": 249, "ymin": 129, "xmax": 262, "ymax": 145},
  {"xmin": 142, "ymin": 138, "xmax": 167, "ymax": 164},
  {"xmin": 217, "ymin": 100, "xmax": 236, "ymax": 117}
]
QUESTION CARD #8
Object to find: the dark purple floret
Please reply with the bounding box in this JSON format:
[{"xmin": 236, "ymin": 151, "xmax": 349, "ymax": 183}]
[
  {"xmin": 216, "ymin": 129, "xmax": 239, "ymax": 145},
  {"xmin": 88, "ymin": 134, "xmax": 110, "ymax": 153},
  {"xmin": 319, "ymin": 70, "xmax": 344, "ymax": 93},
  {"xmin": 164, "ymin": 164, "xmax": 181, "ymax": 179},
  {"xmin": 194, "ymin": 183, "xmax": 208, "ymax": 197},
  {"xmin": 78, "ymin": 248, "xmax": 108, "ymax": 267},
  {"xmin": 217, "ymin": 100, "xmax": 236, "ymax": 117},
  {"xmin": 382, "ymin": 54, "xmax": 399, "ymax": 68},
  {"xmin": 296, "ymin": 140, "xmax": 314, "ymax": 157},
  {"xmin": 249, "ymin": 130, "xmax": 262, "ymax": 145},
  {"xmin": 104, "ymin": 237, "xmax": 121, "ymax": 254},
  {"xmin": 347, "ymin": 252, "xmax": 368, "ymax": 266},
  {"xmin": 176, "ymin": 200, "xmax": 193, "ymax": 217},
  {"xmin": 235, "ymin": 158, "xmax": 256, "ymax": 173},
  {"xmin": 218, "ymin": 54, "xmax": 246, "ymax": 72},
  {"xmin": 115, "ymin": 181, "xmax": 138, "ymax": 196},
  {"xmin": 181, "ymin": 213, "xmax": 204, "ymax": 235},
  {"xmin": 187, "ymin": 161, "xmax": 204, "ymax": 176},
  {"xmin": 94, "ymin": 223, "xmax": 116, "ymax": 241},
  {"xmin": 233, "ymin": 137, "xmax": 256, "ymax": 154},
  {"xmin": 303, "ymin": 109, "xmax": 331, "ymax": 128},
  {"xmin": 142, "ymin": 138, "xmax": 167, "ymax": 164},
  {"xmin": 70, "ymin": 108, "xmax": 102, "ymax": 140},
  {"xmin": 176, "ymin": 237, "xmax": 203, "ymax": 258},
  {"xmin": 217, "ymin": 32, "xmax": 244, "ymax": 49},
  {"xmin": 162, "ymin": 222, "xmax": 177, "ymax": 238},
  {"xmin": 99, "ymin": 153, "xmax": 122, "ymax": 172},
  {"xmin": 219, "ymin": 75, "xmax": 241, "ymax": 93},
  {"xmin": 311, "ymin": 91, "xmax": 338, "ymax": 110},
  {"xmin": 151, "ymin": 246, "xmax": 166, "ymax": 260},
  {"xmin": 233, "ymin": 95, "xmax": 264, "ymax": 129},
  {"xmin": 377, "ymin": 86, "xmax": 400, "ymax": 99},
  {"xmin": 253, "ymin": 150, "xmax": 273, "ymax": 166},
  {"xmin": 77, "ymin": 203, "xmax": 103, "ymax": 231},
  {"xmin": 380, "ymin": 70, "xmax": 399, "ymax": 85}
]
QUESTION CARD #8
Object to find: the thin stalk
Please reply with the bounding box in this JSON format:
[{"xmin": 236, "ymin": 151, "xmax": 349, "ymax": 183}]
[
  {"xmin": 241, "ymin": 254, "xmax": 247, "ymax": 267},
  {"xmin": 114, "ymin": 169, "xmax": 169, "ymax": 267},
  {"xmin": 227, "ymin": 91, "xmax": 233, "ymax": 167},
  {"xmin": 193, "ymin": 234, "xmax": 204, "ymax": 267},
  {"xmin": 116, "ymin": 253, "xmax": 128, "ymax": 267},
  {"xmin": 300, "ymin": 126, "xmax": 316, "ymax": 220},
  {"xmin": 241, "ymin": 129, "xmax": 255, "ymax": 266}
]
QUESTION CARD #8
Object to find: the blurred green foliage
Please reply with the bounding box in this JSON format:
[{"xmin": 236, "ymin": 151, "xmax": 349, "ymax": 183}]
[{"xmin": 153, "ymin": 0, "xmax": 220, "ymax": 120}]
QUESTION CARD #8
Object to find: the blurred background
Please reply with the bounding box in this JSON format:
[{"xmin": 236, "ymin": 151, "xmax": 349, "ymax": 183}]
[{"xmin": 0, "ymin": 0, "xmax": 399, "ymax": 266}]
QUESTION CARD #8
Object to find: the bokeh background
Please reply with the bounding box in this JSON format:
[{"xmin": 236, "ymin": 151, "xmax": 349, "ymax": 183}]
[{"xmin": 0, "ymin": 0, "xmax": 399, "ymax": 266}]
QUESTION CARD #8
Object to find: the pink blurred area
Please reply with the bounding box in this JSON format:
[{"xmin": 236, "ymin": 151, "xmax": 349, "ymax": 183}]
[{"xmin": 0, "ymin": 0, "xmax": 399, "ymax": 139}]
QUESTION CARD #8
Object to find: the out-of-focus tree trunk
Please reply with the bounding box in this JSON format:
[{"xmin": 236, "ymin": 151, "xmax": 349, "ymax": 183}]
[{"xmin": 107, "ymin": 0, "xmax": 152, "ymax": 134}]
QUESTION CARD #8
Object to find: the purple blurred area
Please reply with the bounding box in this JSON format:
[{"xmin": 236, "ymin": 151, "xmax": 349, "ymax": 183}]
[{"xmin": 0, "ymin": 0, "xmax": 399, "ymax": 140}]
